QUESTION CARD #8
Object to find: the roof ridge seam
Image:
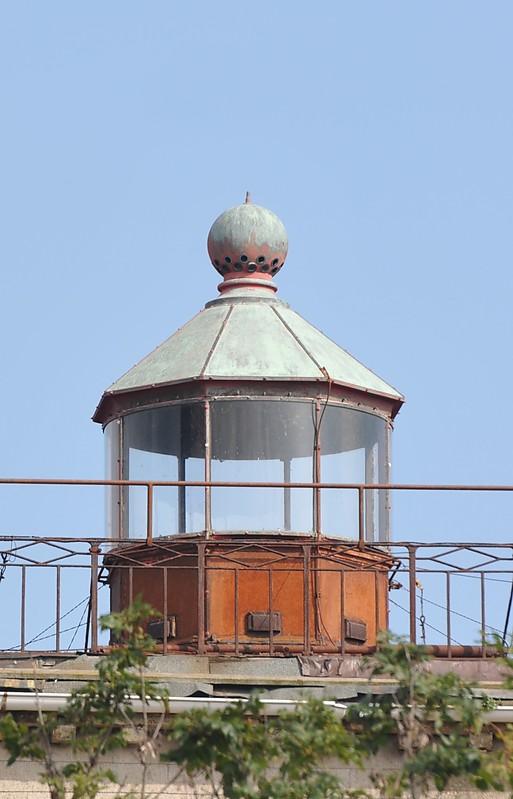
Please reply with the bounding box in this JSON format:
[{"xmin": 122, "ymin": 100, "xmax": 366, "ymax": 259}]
[
  {"xmin": 270, "ymin": 305, "xmax": 324, "ymax": 375},
  {"xmin": 199, "ymin": 305, "xmax": 234, "ymax": 378}
]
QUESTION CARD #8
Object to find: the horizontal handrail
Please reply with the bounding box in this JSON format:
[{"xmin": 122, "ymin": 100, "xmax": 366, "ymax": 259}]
[{"xmin": 1, "ymin": 477, "xmax": 513, "ymax": 489}]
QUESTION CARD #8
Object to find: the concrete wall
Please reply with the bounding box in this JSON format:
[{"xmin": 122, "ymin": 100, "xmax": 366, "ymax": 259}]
[{"xmin": 0, "ymin": 741, "xmax": 506, "ymax": 799}]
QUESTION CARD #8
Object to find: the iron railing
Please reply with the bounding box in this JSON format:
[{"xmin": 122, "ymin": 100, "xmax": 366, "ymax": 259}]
[{"xmin": 0, "ymin": 478, "xmax": 512, "ymax": 657}]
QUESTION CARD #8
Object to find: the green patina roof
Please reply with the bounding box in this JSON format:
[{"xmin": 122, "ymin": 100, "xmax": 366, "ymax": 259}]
[{"xmin": 104, "ymin": 284, "xmax": 402, "ymax": 402}]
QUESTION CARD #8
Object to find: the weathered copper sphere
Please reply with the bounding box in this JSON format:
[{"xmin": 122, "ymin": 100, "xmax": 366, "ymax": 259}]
[{"xmin": 207, "ymin": 200, "xmax": 288, "ymax": 280}]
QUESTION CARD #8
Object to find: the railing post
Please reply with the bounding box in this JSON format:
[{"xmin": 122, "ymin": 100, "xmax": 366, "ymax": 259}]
[
  {"xmin": 197, "ymin": 542, "xmax": 206, "ymax": 655},
  {"xmin": 234, "ymin": 569, "xmax": 240, "ymax": 656},
  {"xmin": 129, "ymin": 566, "xmax": 134, "ymax": 605},
  {"xmin": 55, "ymin": 566, "xmax": 61, "ymax": 652},
  {"xmin": 358, "ymin": 486, "xmax": 365, "ymax": 549},
  {"xmin": 146, "ymin": 483, "xmax": 153, "ymax": 544},
  {"xmin": 162, "ymin": 566, "xmax": 168, "ymax": 655},
  {"xmin": 480, "ymin": 572, "xmax": 486, "ymax": 656},
  {"xmin": 374, "ymin": 570, "xmax": 380, "ymax": 639},
  {"xmin": 446, "ymin": 572, "xmax": 452, "ymax": 657},
  {"xmin": 204, "ymin": 402, "xmax": 212, "ymax": 537},
  {"xmin": 89, "ymin": 544, "xmax": 100, "ymax": 653},
  {"xmin": 340, "ymin": 570, "xmax": 345, "ymax": 655},
  {"xmin": 408, "ymin": 546, "xmax": 417, "ymax": 644},
  {"xmin": 303, "ymin": 545, "xmax": 311, "ymax": 655},
  {"xmin": 314, "ymin": 401, "xmax": 321, "ymax": 538},
  {"xmin": 20, "ymin": 566, "xmax": 26, "ymax": 653},
  {"xmin": 268, "ymin": 570, "xmax": 274, "ymax": 656}
]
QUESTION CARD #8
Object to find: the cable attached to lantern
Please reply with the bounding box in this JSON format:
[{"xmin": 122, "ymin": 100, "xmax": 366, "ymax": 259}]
[
  {"xmin": 310, "ymin": 367, "xmax": 338, "ymax": 647},
  {"xmin": 0, "ymin": 538, "xmax": 14, "ymax": 583}
]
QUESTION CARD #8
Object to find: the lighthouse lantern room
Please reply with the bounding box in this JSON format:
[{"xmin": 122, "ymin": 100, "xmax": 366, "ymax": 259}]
[{"xmin": 94, "ymin": 199, "xmax": 403, "ymax": 655}]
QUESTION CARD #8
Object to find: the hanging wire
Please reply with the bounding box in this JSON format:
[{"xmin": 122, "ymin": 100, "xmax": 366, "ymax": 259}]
[
  {"xmin": 68, "ymin": 597, "xmax": 93, "ymax": 651},
  {"xmin": 0, "ymin": 538, "xmax": 14, "ymax": 583},
  {"xmin": 390, "ymin": 578, "xmax": 505, "ymax": 645},
  {"xmin": 309, "ymin": 368, "xmax": 337, "ymax": 645},
  {"xmin": 416, "ymin": 579, "xmax": 426, "ymax": 645},
  {"xmin": 388, "ymin": 596, "xmax": 464, "ymax": 644},
  {"xmin": 501, "ymin": 577, "xmax": 513, "ymax": 648},
  {"xmin": 0, "ymin": 553, "xmax": 8, "ymax": 583},
  {"xmin": 448, "ymin": 572, "xmax": 513, "ymax": 585},
  {"xmin": 392, "ymin": 568, "xmax": 506, "ymax": 635},
  {"xmin": 11, "ymin": 623, "xmax": 89, "ymax": 647},
  {"xmin": 5, "ymin": 592, "xmax": 93, "ymax": 651},
  {"xmin": 419, "ymin": 591, "xmax": 502, "ymax": 633}
]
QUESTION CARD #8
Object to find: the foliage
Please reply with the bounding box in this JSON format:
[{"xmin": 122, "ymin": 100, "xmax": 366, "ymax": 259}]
[
  {"xmin": 0, "ymin": 596, "xmax": 170, "ymax": 799},
  {"xmin": 345, "ymin": 633, "xmax": 498, "ymax": 798},
  {"xmin": 165, "ymin": 695, "xmax": 366, "ymax": 799},
  {"xmin": 0, "ymin": 608, "xmax": 510, "ymax": 799},
  {"xmin": 480, "ymin": 642, "xmax": 513, "ymax": 795}
]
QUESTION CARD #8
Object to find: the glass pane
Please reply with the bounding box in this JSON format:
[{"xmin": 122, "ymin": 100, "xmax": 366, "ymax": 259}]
[
  {"xmin": 121, "ymin": 404, "xmax": 205, "ymax": 537},
  {"xmin": 289, "ymin": 455, "xmax": 314, "ymax": 533},
  {"xmin": 211, "ymin": 400, "xmax": 315, "ymax": 534},
  {"xmin": 212, "ymin": 460, "xmax": 285, "ymax": 532},
  {"xmin": 319, "ymin": 406, "xmax": 388, "ymax": 541},
  {"xmin": 321, "ymin": 449, "xmax": 364, "ymax": 539},
  {"xmin": 105, "ymin": 420, "xmax": 121, "ymax": 538},
  {"xmin": 185, "ymin": 457, "xmax": 205, "ymax": 533}
]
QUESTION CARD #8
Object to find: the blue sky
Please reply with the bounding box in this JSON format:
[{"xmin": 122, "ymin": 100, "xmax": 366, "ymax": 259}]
[{"xmin": 0, "ymin": 3, "xmax": 512, "ymax": 644}]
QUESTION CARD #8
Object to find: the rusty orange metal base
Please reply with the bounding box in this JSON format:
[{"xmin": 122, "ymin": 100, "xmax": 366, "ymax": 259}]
[{"xmin": 105, "ymin": 536, "xmax": 394, "ymax": 656}]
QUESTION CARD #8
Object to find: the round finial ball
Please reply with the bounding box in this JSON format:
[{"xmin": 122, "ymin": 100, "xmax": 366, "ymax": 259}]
[{"xmin": 207, "ymin": 202, "xmax": 288, "ymax": 279}]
